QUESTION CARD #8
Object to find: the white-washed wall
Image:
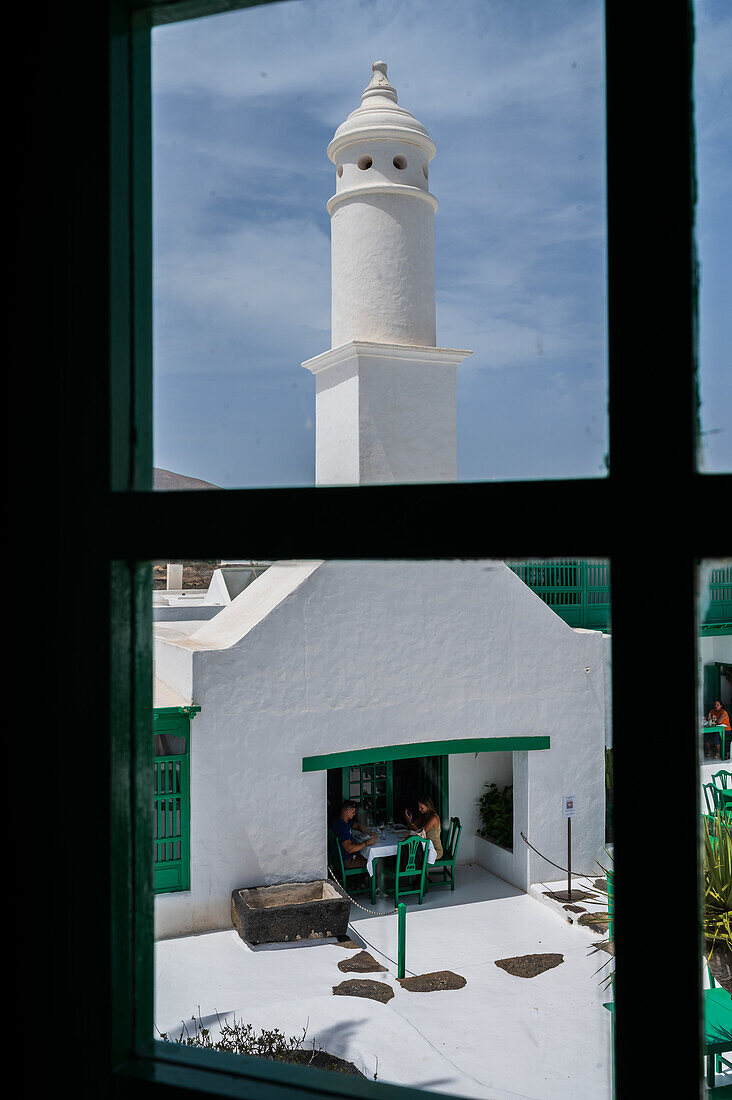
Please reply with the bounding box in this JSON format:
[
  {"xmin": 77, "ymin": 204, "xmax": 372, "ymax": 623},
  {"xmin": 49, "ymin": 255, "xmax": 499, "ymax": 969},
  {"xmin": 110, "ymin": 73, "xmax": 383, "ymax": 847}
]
[{"xmin": 155, "ymin": 560, "xmax": 607, "ymax": 936}]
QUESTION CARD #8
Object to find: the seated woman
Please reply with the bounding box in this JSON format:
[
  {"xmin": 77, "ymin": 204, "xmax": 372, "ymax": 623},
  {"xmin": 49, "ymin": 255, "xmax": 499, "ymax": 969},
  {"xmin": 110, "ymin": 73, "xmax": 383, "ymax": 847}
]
[
  {"xmin": 706, "ymin": 700, "xmax": 732, "ymax": 760},
  {"xmin": 404, "ymin": 795, "xmax": 443, "ymax": 860}
]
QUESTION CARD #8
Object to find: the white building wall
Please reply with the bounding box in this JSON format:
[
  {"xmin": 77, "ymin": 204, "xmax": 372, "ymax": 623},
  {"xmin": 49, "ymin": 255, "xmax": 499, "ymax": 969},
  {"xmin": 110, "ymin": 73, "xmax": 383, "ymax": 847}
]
[{"xmin": 155, "ymin": 559, "xmax": 607, "ymax": 937}]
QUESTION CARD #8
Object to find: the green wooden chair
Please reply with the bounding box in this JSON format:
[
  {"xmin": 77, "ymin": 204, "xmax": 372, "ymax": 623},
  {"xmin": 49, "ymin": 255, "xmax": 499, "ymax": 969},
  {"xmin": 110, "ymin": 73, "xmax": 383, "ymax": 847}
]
[
  {"xmin": 705, "ymin": 783, "xmax": 722, "ymax": 813},
  {"xmin": 703, "ymin": 784, "xmax": 720, "ymax": 838},
  {"xmin": 710, "ymin": 775, "xmax": 732, "ymax": 820},
  {"xmin": 381, "ymin": 835, "xmax": 428, "ymax": 904},
  {"xmin": 425, "ymin": 816, "xmax": 462, "ymax": 893},
  {"xmin": 328, "ymin": 829, "xmax": 369, "ymax": 896}
]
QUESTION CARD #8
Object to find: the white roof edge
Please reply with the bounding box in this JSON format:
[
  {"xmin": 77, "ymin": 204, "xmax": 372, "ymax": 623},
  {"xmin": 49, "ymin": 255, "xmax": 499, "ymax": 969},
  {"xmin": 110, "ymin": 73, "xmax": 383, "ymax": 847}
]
[{"xmin": 173, "ymin": 561, "xmax": 325, "ymax": 651}]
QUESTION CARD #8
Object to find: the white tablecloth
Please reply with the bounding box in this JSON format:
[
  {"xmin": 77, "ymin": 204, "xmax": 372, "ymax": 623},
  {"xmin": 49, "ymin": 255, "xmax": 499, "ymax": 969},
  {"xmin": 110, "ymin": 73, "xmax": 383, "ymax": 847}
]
[{"xmin": 355, "ymin": 829, "xmax": 437, "ymax": 877}]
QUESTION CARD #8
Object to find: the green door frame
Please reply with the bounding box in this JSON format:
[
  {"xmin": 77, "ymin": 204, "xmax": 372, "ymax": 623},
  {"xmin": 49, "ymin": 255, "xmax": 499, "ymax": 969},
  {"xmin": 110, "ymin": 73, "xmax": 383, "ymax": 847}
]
[{"xmin": 303, "ymin": 736, "xmax": 550, "ymax": 773}]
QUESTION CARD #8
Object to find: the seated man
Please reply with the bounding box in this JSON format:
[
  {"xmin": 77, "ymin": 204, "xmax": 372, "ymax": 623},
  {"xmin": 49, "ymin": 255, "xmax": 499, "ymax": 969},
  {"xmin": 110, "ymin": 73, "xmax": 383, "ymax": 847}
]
[{"xmin": 332, "ymin": 800, "xmax": 377, "ymax": 869}]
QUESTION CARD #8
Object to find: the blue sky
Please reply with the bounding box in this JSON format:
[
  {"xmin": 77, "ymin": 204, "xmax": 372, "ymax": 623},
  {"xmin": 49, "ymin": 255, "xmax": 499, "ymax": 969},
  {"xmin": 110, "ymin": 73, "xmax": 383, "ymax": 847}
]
[{"xmin": 152, "ymin": 0, "xmax": 730, "ymax": 487}]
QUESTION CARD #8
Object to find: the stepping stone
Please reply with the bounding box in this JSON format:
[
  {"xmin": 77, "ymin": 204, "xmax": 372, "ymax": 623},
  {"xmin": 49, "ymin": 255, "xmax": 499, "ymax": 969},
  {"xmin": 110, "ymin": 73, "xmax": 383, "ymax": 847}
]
[
  {"xmin": 578, "ymin": 912, "xmax": 610, "ymax": 933},
  {"xmin": 563, "ymin": 904, "xmax": 587, "ymax": 913},
  {"xmin": 398, "ymin": 971, "xmax": 466, "ymax": 992},
  {"xmin": 337, "ymin": 950, "xmax": 388, "ymax": 973},
  {"xmin": 494, "ymin": 953, "xmax": 564, "ymax": 978},
  {"xmin": 332, "ymin": 979, "xmax": 394, "ymax": 1003},
  {"xmin": 334, "ymin": 938, "xmax": 363, "ymax": 950},
  {"xmin": 543, "ymin": 889, "xmax": 594, "ymax": 903},
  {"xmin": 593, "ymin": 878, "xmax": 608, "ymax": 893}
]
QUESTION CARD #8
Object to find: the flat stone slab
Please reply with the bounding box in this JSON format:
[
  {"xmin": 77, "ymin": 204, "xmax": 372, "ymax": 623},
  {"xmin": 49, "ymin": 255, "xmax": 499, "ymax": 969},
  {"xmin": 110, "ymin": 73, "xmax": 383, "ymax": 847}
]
[
  {"xmin": 398, "ymin": 971, "xmax": 466, "ymax": 992},
  {"xmin": 337, "ymin": 950, "xmax": 388, "ymax": 974},
  {"xmin": 334, "ymin": 937, "xmax": 363, "ymax": 950},
  {"xmin": 593, "ymin": 878, "xmax": 608, "ymax": 893},
  {"xmin": 494, "ymin": 953, "xmax": 564, "ymax": 979},
  {"xmin": 543, "ymin": 890, "xmax": 594, "ymax": 903},
  {"xmin": 332, "ymin": 979, "xmax": 394, "ymax": 1003},
  {"xmin": 563, "ymin": 904, "xmax": 587, "ymax": 914},
  {"xmin": 578, "ymin": 912, "xmax": 610, "ymax": 933}
]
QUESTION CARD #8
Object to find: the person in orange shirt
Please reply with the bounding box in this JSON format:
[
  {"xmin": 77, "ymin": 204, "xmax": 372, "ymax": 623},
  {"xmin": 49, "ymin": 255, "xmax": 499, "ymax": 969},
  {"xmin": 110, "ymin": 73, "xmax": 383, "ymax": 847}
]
[{"xmin": 706, "ymin": 699, "xmax": 732, "ymax": 760}]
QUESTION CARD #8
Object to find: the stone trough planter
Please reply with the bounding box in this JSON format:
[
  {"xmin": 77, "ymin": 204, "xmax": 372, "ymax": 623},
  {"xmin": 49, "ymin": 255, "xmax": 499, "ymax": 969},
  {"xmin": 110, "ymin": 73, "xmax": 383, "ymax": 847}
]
[{"xmin": 231, "ymin": 880, "xmax": 350, "ymax": 946}]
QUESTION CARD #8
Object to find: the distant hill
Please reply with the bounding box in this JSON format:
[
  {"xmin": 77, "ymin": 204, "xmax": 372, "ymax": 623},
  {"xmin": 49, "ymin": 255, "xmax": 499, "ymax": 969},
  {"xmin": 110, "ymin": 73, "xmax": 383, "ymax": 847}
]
[{"xmin": 153, "ymin": 467, "xmax": 220, "ymax": 491}]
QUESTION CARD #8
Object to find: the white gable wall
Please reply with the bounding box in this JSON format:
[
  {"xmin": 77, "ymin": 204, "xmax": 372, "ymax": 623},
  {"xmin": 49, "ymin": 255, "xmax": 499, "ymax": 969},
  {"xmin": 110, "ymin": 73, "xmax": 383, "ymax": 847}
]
[{"xmin": 155, "ymin": 560, "xmax": 607, "ymax": 938}]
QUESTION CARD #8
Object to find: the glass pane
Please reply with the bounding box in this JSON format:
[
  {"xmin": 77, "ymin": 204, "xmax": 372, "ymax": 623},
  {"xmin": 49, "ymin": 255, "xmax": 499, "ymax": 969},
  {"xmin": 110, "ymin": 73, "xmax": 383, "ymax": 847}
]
[
  {"xmin": 694, "ymin": 2, "xmax": 732, "ymax": 472},
  {"xmin": 153, "ymin": 555, "xmax": 613, "ymax": 1094},
  {"xmin": 152, "ymin": 0, "xmax": 607, "ymax": 489}
]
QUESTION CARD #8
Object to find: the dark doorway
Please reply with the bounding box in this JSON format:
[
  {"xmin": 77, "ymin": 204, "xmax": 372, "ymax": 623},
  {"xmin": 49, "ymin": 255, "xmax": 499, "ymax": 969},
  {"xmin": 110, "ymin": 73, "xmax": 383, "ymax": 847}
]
[{"xmin": 392, "ymin": 756, "xmax": 448, "ymax": 831}]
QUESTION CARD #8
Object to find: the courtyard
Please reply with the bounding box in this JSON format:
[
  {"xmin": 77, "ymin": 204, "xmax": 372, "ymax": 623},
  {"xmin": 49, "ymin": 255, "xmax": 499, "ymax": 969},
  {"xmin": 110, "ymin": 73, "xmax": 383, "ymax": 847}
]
[{"xmin": 155, "ymin": 864, "xmax": 615, "ymax": 1099}]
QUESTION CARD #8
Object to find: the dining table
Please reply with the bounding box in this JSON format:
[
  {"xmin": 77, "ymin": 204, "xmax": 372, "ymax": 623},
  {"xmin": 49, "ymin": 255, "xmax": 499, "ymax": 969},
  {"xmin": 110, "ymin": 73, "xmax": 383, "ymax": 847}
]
[
  {"xmin": 353, "ymin": 826, "xmax": 437, "ymax": 904},
  {"xmin": 704, "ymin": 724, "xmax": 729, "ymax": 761}
]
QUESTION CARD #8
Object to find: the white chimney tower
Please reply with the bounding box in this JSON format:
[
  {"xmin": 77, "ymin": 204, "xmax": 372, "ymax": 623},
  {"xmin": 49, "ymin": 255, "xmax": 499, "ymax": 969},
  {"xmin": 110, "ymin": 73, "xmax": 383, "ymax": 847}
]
[{"xmin": 302, "ymin": 61, "xmax": 472, "ymax": 485}]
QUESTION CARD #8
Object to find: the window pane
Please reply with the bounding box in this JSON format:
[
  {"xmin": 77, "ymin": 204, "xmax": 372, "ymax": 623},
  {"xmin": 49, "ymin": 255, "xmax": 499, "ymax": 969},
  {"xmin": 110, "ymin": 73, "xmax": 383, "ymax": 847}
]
[
  {"xmin": 694, "ymin": 1, "xmax": 732, "ymax": 472},
  {"xmin": 153, "ymin": 555, "xmax": 614, "ymax": 1095},
  {"xmin": 152, "ymin": 0, "xmax": 607, "ymax": 489}
]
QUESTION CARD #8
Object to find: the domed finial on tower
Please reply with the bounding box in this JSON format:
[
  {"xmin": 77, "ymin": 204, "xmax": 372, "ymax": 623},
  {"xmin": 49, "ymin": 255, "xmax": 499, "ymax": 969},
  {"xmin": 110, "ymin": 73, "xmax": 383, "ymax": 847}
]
[{"xmin": 361, "ymin": 59, "xmax": 398, "ymax": 103}]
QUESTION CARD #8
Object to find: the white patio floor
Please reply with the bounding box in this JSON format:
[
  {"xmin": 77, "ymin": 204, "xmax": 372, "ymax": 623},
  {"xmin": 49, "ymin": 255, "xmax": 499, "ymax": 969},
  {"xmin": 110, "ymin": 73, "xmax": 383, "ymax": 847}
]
[{"xmin": 155, "ymin": 864, "xmax": 615, "ymax": 1099}]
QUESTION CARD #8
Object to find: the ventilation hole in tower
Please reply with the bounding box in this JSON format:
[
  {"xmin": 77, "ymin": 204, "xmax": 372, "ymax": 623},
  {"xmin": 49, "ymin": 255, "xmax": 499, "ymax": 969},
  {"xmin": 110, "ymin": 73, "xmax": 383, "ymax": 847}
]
[
  {"xmin": 422, "ymin": 163, "xmax": 429, "ymax": 180},
  {"xmin": 337, "ymin": 164, "xmax": 343, "ymax": 178},
  {"xmin": 358, "ymin": 155, "xmax": 373, "ymax": 171},
  {"xmin": 393, "ymin": 155, "xmax": 407, "ymax": 170}
]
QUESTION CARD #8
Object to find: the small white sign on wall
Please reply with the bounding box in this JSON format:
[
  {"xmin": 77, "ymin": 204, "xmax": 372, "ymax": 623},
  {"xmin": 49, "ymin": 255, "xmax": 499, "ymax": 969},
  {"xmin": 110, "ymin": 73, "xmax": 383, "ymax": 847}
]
[{"xmin": 563, "ymin": 795, "xmax": 577, "ymax": 818}]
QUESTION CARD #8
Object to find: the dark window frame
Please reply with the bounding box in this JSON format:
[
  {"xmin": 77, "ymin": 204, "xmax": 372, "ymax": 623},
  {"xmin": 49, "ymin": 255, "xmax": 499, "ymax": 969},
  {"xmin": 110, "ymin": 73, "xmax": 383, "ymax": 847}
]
[{"xmin": 39, "ymin": 1, "xmax": 730, "ymax": 1097}]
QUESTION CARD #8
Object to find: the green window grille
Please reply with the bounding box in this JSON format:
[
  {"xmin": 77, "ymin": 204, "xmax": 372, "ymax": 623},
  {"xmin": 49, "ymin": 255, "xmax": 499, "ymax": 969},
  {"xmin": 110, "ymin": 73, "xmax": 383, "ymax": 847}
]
[{"xmin": 153, "ymin": 706, "xmax": 199, "ymax": 894}]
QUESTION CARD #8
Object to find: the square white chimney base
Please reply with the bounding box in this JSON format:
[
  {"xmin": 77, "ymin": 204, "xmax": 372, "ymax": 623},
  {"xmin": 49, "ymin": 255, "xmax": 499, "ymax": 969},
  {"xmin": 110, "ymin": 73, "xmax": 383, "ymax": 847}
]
[{"xmin": 302, "ymin": 340, "xmax": 472, "ymax": 486}]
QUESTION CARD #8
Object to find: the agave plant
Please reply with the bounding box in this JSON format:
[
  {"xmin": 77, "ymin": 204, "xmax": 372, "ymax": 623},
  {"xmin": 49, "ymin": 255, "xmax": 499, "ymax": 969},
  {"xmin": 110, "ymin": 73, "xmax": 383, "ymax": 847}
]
[
  {"xmin": 587, "ymin": 850, "xmax": 615, "ymax": 991},
  {"xmin": 704, "ymin": 809, "xmax": 732, "ymax": 955}
]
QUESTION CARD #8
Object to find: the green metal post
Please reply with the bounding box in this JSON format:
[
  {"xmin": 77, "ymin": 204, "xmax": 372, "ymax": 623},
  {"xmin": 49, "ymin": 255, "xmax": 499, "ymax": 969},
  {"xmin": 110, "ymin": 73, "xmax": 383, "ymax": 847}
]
[{"xmin": 397, "ymin": 903, "xmax": 406, "ymax": 979}]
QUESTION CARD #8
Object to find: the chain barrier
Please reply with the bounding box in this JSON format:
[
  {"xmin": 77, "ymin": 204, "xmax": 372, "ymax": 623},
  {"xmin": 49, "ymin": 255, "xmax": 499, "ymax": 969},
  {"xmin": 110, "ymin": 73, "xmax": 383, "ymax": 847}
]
[
  {"xmin": 519, "ymin": 832, "xmax": 606, "ymax": 883},
  {"xmin": 328, "ymin": 865, "xmax": 416, "ymax": 977},
  {"xmin": 327, "ymin": 864, "xmax": 399, "ymax": 915}
]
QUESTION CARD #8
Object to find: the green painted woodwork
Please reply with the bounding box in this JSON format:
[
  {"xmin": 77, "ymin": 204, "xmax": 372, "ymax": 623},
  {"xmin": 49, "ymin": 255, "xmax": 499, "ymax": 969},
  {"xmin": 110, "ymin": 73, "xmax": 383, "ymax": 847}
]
[
  {"xmin": 327, "ymin": 829, "xmax": 369, "ymax": 896},
  {"xmin": 425, "ymin": 816, "xmax": 462, "ymax": 892},
  {"xmin": 341, "ymin": 760, "xmax": 393, "ymax": 825},
  {"xmin": 304, "ymin": 736, "xmax": 550, "ymax": 773},
  {"xmin": 506, "ymin": 559, "xmax": 610, "ymax": 629},
  {"xmin": 382, "ymin": 836, "xmax": 429, "ymax": 904},
  {"xmin": 507, "ymin": 560, "xmax": 732, "ymax": 631},
  {"xmin": 153, "ymin": 706, "xmax": 199, "ymax": 893}
]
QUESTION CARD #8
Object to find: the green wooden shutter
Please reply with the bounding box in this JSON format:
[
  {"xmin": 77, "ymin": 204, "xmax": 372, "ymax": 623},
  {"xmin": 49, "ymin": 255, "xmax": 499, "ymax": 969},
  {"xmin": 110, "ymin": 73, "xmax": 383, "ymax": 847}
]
[
  {"xmin": 703, "ymin": 664, "xmax": 721, "ymax": 713},
  {"xmin": 153, "ymin": 709, "xmax": 194, "ymax": 893}
]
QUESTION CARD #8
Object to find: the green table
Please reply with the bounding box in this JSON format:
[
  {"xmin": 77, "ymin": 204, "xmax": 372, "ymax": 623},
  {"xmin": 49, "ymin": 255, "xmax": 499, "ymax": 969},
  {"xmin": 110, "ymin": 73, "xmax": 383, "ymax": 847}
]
[
  {"xmin": 604, "ymin": 991, "xmax": 732, "ymax": 1088},
  {"xmin": 705, "ymin": 725, "xmax": 729, "ymax": 760},
  {"xmin": 704, "ymin": 987, "xmax": 732, "ymax": 1088}
]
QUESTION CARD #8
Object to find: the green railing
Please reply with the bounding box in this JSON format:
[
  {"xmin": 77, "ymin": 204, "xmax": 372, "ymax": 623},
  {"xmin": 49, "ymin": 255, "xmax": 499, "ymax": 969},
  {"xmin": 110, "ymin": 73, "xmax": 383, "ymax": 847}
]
[
  {"xmin": 707, "ymin": 565, "xmax": 732, "ymax": 624},
  {"xmin": 506, "ymin": 560, "xmax": 611, "ymax": 629},
  {"xmin": 506, "ymin": 561, "xmax": 731, "ymax": 631}
]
